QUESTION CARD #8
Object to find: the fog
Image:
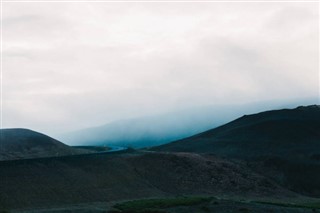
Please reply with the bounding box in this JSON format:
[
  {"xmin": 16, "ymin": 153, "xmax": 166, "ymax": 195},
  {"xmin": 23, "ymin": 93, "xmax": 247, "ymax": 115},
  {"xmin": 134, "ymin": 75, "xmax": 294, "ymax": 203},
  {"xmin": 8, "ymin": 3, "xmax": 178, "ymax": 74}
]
[
  {"xmin": 58, "ymin": 98, "xmax": 318, "ymax": 147},
  {"xmin": 2, "ymin": 2, "xmax": 319, "ymax": 138}
]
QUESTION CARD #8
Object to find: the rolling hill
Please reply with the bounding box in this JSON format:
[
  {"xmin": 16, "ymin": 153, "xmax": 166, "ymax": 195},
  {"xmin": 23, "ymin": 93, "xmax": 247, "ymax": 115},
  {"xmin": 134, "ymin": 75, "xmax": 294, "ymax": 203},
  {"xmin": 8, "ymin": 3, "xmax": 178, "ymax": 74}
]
[
  {"xmin": 154, "ymin": 105, "xmax": 320, "ymax": 160},
  {"xmin": 154, "ymin": 105, "xmax": 320, "ymax": 197},
  {"xmin": 0, "ymin": 128, "xmax": 91, "ymax": 161}
]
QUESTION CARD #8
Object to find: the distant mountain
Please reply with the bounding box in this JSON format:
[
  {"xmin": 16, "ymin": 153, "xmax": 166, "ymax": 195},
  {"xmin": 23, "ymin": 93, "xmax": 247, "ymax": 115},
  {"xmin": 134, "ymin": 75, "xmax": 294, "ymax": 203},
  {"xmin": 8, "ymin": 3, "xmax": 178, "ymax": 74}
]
[
  {"xmin": 58, "ymin": 106, "xmax": 232, "ymax": 147},
  {"xmin": 0, "ymin": 128, "xmax": 91, "ymax": 160},
  {"xmin": 154, "ymin": 105, "xmax": 320, "ymax": 197},
  {"xmin": 58, "ymin": 100, "xmax": 313, "ymax": 147}
]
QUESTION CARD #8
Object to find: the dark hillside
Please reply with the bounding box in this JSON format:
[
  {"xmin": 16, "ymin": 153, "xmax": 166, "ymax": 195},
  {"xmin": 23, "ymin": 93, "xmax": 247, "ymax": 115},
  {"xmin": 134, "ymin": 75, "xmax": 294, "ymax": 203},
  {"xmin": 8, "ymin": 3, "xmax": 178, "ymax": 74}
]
[
  {"xmin": 154, "ymin": 105, "xmax": 320, "ymax": 160},
  {"xmin": 0, "ymin": 128, "xmax": 90, "ymax": 160},
  {"xmin": 153, "ymin": 105, "xmax": 320, "ymax": 197},
  {"xmin": 0, "ymin": 151, "xmax": 291, "ymax": 211}
]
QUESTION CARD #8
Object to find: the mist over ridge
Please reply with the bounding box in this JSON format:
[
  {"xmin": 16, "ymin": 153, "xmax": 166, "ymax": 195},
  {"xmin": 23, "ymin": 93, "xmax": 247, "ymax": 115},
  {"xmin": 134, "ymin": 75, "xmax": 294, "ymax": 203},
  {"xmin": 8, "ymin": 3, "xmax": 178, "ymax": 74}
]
[{"xmin": 58, "ymin": 97, "xmax": 318, "ymax": 147}]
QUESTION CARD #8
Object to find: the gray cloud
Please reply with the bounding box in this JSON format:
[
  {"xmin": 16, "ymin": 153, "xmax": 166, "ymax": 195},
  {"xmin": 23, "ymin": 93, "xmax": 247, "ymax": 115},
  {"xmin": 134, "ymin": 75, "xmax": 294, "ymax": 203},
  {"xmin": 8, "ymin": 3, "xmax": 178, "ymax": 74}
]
[{"xmin": 2, "ymin": 2, "xmax": 319, "ymax": 135}]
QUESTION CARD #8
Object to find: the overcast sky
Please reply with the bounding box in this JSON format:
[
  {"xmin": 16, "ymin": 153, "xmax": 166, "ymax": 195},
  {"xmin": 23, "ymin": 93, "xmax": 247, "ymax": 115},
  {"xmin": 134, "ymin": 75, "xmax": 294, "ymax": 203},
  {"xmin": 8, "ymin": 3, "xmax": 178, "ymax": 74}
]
[{"xmin": 2, "ymin": 1, "xmax": 319, "ymax": 135}]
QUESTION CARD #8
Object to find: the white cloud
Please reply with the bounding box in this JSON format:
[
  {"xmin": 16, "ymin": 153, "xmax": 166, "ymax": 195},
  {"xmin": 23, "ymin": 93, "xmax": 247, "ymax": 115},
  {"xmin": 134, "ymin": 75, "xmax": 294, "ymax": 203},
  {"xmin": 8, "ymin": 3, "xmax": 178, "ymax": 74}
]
[{"xmin": 2, "ymin": 2, "xmax": 319, "ymax": 134}]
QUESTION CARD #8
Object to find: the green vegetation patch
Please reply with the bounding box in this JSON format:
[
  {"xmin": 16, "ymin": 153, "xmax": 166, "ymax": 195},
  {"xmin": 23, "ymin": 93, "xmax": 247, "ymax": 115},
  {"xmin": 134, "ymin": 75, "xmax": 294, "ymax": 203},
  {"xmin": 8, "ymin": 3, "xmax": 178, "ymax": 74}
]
[
  {"xmin": 253, "ymin": 200, "xmax": 320, "ymax": 210},
  {"xmin": 113, "ymin": 196, "xmax": 213, "ymax": 212},
  {"xmin": 112, "ymin": 196, "xmax": 320, "ymax": 213}
]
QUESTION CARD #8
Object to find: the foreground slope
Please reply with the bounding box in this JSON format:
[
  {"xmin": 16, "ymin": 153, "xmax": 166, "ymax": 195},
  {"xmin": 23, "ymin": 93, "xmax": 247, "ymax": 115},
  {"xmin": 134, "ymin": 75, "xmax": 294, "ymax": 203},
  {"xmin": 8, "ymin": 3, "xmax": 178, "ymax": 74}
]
[
  {"xmin": 0, "ymin": 151, "xmax": 292, "ymax": 211},
  {"xmin": 154, "ymin": 105, "xmax": 320, "ymax": 196},
  {"xmin": 0, "ymin": 128, "xmax": 90, "ymax": 160}
]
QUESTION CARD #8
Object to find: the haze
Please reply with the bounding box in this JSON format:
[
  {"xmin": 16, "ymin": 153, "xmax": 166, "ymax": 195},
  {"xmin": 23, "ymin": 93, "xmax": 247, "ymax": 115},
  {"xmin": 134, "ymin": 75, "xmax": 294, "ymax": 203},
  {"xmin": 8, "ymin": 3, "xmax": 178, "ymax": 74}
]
[{"xmin": 2, "ymin": 2, "xmax": 319, "ymax": 137}]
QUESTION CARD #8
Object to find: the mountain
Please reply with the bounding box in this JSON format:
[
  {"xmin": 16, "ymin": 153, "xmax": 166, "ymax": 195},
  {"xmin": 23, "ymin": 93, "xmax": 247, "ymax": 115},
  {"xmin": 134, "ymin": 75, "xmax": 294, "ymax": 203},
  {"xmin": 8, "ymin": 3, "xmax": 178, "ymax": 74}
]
[
  {"xmin": 0, "ymin": 128, "xmax": 91, "ymax": 161},
  {"xmin": 57, "ymin": 100, "xmax": 313, "ymax": 148},
  {"xmin": 154, "ymin": 105, "xmax": 320, "ymax": 159},
  {"xmin": 153, "ymin": 105, "xmax": 320, "ymax": 197},
  {"xmin": 57, "ymin": 106, "xmax": 230, "ymax": 148}
]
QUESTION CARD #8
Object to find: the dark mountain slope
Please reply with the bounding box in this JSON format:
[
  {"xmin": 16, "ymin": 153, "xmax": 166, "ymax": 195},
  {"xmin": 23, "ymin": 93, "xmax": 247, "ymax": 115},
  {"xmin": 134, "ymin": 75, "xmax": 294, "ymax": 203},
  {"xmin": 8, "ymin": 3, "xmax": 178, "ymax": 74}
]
[
  {"xmin": 154, "ymin": 105, "xmax": 320, "ymax": 160},
  {"xmin": 154, "ymin": 105, "xmax": 320, "ymax": 197},
  {"xmin": 0, "ymin": 128, "xmax": 90, "ymax": 160}
]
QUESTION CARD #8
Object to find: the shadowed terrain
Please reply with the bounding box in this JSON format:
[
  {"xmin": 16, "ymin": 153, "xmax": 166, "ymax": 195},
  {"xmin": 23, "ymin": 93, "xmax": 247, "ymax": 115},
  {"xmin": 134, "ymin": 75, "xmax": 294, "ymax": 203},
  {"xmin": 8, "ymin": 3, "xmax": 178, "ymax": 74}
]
[
  {"xmin": 154, "ymin": 105, "xmax": 320, "ymax": 197},
  {"xmin": 0, "ymin": 151, "xmax": 294, "ymax": 211},
  {"xmin": 154, "ymin": 105, "xmax": 320, "ymax": 159},
  {"xmin": 0, "ymin": 129, "xmax": 92, "ymax": 161},
  {"xmin": 1, "ymin": 105, "xmax": 320, "ymax": 212}
]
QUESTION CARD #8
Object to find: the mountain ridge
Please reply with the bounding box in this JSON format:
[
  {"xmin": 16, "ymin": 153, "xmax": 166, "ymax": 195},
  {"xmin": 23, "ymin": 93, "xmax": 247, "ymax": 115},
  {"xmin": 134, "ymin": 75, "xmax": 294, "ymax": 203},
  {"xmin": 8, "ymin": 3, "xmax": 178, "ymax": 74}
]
[
  {"xmin": 153, "ymin": 105, "xmax": 320, "ymax": 197},
  {"xmin": 153, "ymin": 105, "xmax": 320, "ymax": 159}
]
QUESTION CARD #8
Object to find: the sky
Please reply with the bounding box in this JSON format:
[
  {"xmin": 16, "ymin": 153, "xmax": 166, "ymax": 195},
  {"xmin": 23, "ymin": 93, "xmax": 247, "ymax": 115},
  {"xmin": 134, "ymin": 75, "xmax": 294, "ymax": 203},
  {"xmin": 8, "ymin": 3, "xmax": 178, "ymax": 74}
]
[{"xmin": 1, "ymin": 1, "xmax": 319, "ymax": 135}]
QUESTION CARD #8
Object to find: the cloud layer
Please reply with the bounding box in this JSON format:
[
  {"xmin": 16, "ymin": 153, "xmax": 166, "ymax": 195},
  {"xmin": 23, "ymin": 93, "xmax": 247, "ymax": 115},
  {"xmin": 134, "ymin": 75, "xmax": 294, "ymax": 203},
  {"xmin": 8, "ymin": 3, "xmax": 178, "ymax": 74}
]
[{"xmin": 2, "ymin": 2, "xmax": 319, "ymax": 135}]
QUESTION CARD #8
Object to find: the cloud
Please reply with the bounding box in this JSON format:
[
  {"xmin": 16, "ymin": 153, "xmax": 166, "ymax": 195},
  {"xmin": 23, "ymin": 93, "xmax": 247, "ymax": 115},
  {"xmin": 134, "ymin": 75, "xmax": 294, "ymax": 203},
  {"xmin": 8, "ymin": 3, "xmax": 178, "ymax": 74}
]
[{"xmin": 2, "ymin": 2, "xmax": 319, "ymax": 135}]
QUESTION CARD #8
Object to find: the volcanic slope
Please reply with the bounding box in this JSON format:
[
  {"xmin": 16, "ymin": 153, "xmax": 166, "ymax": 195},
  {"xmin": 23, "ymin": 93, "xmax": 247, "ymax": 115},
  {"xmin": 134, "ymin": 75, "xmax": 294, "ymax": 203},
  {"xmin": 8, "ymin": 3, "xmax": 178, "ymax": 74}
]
[
  {"xmin": 154, "ymin": 105, "xmax": 320, "ymax": 197},
  {"xmin": 154, "ymin": 105, "xmax": 320, "ymax": 160},
  {"xmin": 0, "ymin": 151, "xmax": 293, "ymax": 210},
  {"xmin": 0, "ymin": 128, "xmax": 91, "ymax": 161}
]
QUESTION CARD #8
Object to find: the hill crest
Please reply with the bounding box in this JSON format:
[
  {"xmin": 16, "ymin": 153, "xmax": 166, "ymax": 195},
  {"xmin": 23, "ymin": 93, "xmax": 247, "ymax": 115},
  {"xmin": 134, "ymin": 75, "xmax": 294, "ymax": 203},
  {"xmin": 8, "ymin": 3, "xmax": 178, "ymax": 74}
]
[{"xmin": 0, "ymin": 128, "xmax": 90, "ymax": 160}]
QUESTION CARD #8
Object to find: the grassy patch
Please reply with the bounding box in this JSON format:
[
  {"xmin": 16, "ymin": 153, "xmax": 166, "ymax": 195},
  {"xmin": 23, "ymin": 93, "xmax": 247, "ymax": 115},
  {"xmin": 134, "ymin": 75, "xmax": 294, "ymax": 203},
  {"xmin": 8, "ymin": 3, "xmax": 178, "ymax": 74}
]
[
  {"xmin": 111, "ymin": 196, "xmax": 320, "ymax": 213},
  {"xmin": 253, "ymin": 200, "xmax": 320, "ymax": 209},
  {"xmin": 113, "ymin": 196, "xmax": 213, "ymax": 212}
]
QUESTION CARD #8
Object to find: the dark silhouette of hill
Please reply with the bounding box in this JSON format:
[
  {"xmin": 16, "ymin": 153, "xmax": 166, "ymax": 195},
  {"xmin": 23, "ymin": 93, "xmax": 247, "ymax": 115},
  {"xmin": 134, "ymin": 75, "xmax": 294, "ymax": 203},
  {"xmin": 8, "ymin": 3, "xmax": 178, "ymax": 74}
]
[
  {"xmin": 0, "ymin": 128, "xmax": 91, "ymax": 160},
  {"xmin": 0, "ymin": 151, "xmax": 293, "ymax": 211},
  {"xmin": 154, "ymin": 105, "xmax": 320, "ymax": 197},
  {"xmin": 154, "ymin": 105, "xmax": 320, "ymax": 159}
]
